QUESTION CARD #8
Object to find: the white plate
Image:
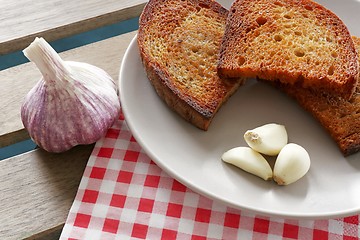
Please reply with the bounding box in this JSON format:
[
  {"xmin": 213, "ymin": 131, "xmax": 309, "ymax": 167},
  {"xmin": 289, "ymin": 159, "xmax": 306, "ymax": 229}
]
[{"xmin": 119, "ymin": 0, "xmax": 360, "ymax": 219}]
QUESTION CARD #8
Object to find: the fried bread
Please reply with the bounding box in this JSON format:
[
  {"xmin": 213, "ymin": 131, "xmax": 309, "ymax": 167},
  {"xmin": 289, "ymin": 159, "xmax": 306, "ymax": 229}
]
[
  {"xmin": 269, "ymin": 36, "xmax": 360, "ymax": 156},
  {"xmin": 137, "ymin": 0, "xmax": 244, "ymax": 130},
  {"xmin": 218, "ymin": 0, "xmax": 358, "ymax": 99}
]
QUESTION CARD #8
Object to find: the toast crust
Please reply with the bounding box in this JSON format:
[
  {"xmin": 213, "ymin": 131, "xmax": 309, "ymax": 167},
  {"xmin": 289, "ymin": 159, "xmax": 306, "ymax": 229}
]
[
  {"xmin": 218, "ymin": 0, "xmax": 358, "ymax": 99},
  {"xmin": 138, "ymin": 0, "xmax": 243, "ymax": 130}
]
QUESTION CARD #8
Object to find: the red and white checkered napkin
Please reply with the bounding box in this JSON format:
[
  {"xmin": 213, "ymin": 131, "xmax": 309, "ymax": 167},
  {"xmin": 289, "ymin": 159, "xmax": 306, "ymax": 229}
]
[{"xmin": 60, "ymin": 112, "xmax": 360, "ymax": 240}]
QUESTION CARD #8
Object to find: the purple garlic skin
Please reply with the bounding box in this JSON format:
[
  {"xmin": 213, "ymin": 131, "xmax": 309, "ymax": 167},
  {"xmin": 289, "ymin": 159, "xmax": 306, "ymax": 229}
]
[{"xmin": 21, "ymin": 38, "xmax": 120, "ymax": 153}]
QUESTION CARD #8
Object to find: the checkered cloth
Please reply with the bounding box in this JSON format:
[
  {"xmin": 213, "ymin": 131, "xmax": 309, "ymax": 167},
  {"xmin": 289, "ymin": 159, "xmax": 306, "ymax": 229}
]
[{"xmin": 60, "ymin": 112, "xmax": 360, "ymax": 239}]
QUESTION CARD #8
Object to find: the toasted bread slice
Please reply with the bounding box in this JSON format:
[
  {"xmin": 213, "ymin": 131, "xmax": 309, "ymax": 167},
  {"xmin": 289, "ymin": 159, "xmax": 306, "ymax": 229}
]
[
  {"xmin": 269, "ymin": 36, "xmax": 360, "ymax": 156},
  {"xmin": 218, "ymin": 0, "xmax": 358, "ymax": 99},
  {"xmin": 137, "ymin": 0, "xmax": 244, "ymax": 130}
]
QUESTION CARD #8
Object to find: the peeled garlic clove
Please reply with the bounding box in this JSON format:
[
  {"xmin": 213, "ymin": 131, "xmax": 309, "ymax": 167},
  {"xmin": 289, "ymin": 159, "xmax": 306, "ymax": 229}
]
[
  {"xmin": 21, "ymin": 37, "xmax": 120, "ymax": 153},
  {"xmin": 222, "ymin": 147, "xmax": 273, "ymax": 180},
  {"xmin": 273, "ymin": 143, "xmax": 311, "ymax": 185},
  {"xmin": 244, "ymin": 123, "xmax": 288, "ymax": 156}
]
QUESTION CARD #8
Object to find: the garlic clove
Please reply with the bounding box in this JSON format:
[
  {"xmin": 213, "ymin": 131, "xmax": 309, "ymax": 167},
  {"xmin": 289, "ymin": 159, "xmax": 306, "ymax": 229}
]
[
  {"xmin": 244, "ymin": 123, "xmax": 288, "ymax": 156},
  {"xmin": 222, "ymin": 147, "xmax": 273, "ymax": 180},
  {"xmin": 21, "ymin": 37, "xmax": 120, "ymax": 153},
  {"xmin": 273, "ymin": 143, "xmax": 311, "ymax": 185}
]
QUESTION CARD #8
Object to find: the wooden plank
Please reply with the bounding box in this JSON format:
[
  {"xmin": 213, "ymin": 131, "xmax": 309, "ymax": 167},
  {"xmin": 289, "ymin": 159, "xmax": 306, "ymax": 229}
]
[
  {"xmin": 0, "ymin": 144, "xmax": 94, "ymax": 240},
  {"xmin": 0, "ymin": 31, "xmax": 137, "ymax": 148},
  {"xmin": 25, "ymin": 225, "xmax": 64, "ymax": 240},
  {"xmin": 0, "ymin": 0, "xmax": 145, "ymax": 54}
]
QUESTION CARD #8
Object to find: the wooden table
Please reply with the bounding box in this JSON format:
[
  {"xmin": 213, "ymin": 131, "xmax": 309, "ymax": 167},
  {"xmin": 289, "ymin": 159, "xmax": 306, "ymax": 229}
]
[{"xmin": 0, "ymin": 1, "xmax": 146, "ymax": 239}]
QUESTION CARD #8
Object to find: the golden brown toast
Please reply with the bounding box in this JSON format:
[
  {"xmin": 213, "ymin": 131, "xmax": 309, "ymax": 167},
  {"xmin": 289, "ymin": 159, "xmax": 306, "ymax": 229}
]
[
  {"xmin": 137, "ymin": 0, "xmax": 244, "ymax": 130},
  {"xmin": 269, "ymin": 36, "xmax": 360, "ymax": 156},
  {"xmin": 218, "ymin": 0, "xmax": 358, "ymax": 100}
]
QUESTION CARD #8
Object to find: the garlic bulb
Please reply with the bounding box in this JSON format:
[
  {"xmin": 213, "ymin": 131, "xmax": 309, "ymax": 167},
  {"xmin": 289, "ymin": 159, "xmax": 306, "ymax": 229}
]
[
  {"xmin": 244, "ymin": 123, "xmax": 288, "ymax": 156},
  {"xmin": 21, "ymin": 37, "xmax": 120, "ymax": 153},
  {"xmin": 222, "ymin": 147, "xmax": 273, "ymax": 180},
  {"xmin": 273, "ymin": 143, "xmax": 311, "ymax": 185}
]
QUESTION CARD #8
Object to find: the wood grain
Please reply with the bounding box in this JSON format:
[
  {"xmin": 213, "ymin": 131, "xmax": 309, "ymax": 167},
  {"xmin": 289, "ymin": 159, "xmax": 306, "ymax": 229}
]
[
  {"xmin": 0, "ymin": 31, "xmax": 137, "ymax": 148},
  {"xmin": 0, "ymin": 144, "xmax": 93, "ymax": 240},
  {"xmin": 0, "ymin": 0, "xmax": 145, "ymax": 54}
]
